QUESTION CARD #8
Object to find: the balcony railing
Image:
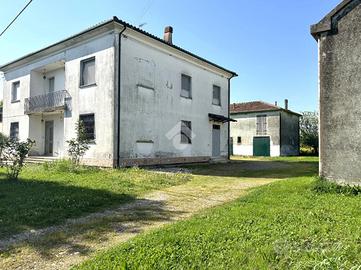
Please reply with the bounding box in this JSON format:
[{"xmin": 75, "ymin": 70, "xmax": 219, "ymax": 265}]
[{"xmin": 24, "ymin": 90, "xmax": 71, "ymax": 114}]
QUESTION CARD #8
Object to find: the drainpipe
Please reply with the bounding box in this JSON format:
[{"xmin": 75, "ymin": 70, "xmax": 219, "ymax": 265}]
[
  {"xmin": 116, "ymin": 26, "xmax": 127, "ymax": 168},
  {"xmin": 227, "ymin": 74, "xmax": 235, "ymax": 160}
]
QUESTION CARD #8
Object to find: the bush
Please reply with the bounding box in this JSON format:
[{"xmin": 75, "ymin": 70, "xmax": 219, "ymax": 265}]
[
  {"xmin": 3, "ymin": 138, "xmax": 35, "ymax": 180},
  {"xmin": 67, "ymin": 120, "xmax": 90, "ymax": 166},
  {"xmin": 43, "ymin": 159, "xmax": 99, "ymax": 174},
  {"xmin": 0, "ymin": 133, "xmax": 9, "ymax": 166},
  {"xmin": 313, "ymin": 177, "xmax": 361, "ymax": 196}
]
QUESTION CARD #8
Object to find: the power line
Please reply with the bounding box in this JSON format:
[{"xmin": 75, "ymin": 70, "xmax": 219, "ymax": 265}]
[{"xmin": 0, "ymin": 0, "xmax": 33, "ymax": 38}]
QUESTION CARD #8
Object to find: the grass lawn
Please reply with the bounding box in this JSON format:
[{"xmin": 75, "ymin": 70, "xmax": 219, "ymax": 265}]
[
  {"xmin": 0, "ymin": 163, "xmax": 191, "ymax": 239},
  {"xmin": 76, "ymin": 157, "xmax": 361, "ymax": 270}
]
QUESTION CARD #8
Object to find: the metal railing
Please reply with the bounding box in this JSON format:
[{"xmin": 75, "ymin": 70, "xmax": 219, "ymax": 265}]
[{"xmin": 24, "ymin": 90, "xmax": 71, "ymax": 114}]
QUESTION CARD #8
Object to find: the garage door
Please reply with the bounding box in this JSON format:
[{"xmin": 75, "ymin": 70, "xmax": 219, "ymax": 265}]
[{"xmin": 253, "ymin": 137, "xmax": 270, "ymax": 156}]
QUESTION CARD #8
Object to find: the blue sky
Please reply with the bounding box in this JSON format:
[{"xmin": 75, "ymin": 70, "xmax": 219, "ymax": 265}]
[{"xmin": 0, "ymin": 0, "xmax": 340, "ymax": 112}]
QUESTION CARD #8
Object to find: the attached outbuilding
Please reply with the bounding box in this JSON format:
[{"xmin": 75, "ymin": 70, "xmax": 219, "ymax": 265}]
[
  {"xmin": 230, "ymin": 100, "xmax": 300, "ymax": 157},
  {"xmin": 311, "ymin": 0, "xmax": 361, "ymax": 184}
]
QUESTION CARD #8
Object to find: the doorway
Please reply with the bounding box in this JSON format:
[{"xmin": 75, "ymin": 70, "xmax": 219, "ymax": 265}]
[
  {"xmin": 212, "ymin": 125, "xmax": 221, "ymax": 157},
  {"xmin": 45, "ymin": 121, "xmax": 54, "ymax": 156},
  {"xmin": 253, "ymin": 136, "xmax": 270, "ymax": 156}
]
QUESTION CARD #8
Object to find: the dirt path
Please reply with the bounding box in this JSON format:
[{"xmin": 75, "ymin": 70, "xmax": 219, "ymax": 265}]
[{"xmin": 0, "ymin": 172, "xmax": 276, "ymax": 270}]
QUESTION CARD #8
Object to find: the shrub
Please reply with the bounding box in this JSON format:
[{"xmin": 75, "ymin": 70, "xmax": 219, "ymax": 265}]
[
  {"xmin": 66, "ymin": 120, "xmax": 90, "ymax": 166},
  {"xmin": 0, "ymin": 133, "xmax": 9, "ymax": 166},
  {"xmin": 3, "ymin": 138, "xmax": 35, "ymax": 180}
]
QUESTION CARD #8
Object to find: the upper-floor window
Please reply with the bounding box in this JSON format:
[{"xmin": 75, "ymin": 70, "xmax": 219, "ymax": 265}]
[
  {"xmin": 48, "ymin": 77, "xmax": 55, "ymax": 93},
  {"xmin": 181, "ymin": 74, "xmax": 192, "ymax": 99},
  {"xmin": 80, "ymin": 57, "xmax": 95, "ymax": 87},
  {"xmin": 256, "ymin": 115, "xmax": 267, "ymax": 135},
  {"xmin": 212, "ymin": 85, "xmax": 221, "ymax": 106},
  {"xmin": 11, "ymin": 81, "xmax": 20, "ymax": 102},
  {"xmin": 10, "ymin": 122, "xmax": 19, "ymax": 140},
  {"xmin": 79, "ymin": 113, "xmax": 95, "ymax": 141},
  {"xmin": 180, "ymin": 120, "xmax": 192, "ymax": 144}
]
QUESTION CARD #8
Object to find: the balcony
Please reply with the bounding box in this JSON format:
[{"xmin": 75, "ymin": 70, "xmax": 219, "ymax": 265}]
[{"xmin": 24, "ymin": 90, "xmax": 71, "ymax": 115}]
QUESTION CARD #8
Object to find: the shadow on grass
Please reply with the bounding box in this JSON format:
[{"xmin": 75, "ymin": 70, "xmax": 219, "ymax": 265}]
[{"xmin": 184, "ymin": 159, "xmax": 319, "ymax": 179}]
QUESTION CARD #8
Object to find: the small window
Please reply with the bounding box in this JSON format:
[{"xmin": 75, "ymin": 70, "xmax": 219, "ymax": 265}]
[
  {"xmin": 79, "ymin": 114, "xmax": 95, "ymax": 141},
  {"xmin": 48, "ymin": 77, "xmax": 55, "ymax": 93},
  {"xmin": 0, "ymin": 107, "xmax": 3, "ymax": 123},
  {"xmin": 181, "ymin": 74, "xmax": 192, "ymax": 98},
  {"xmin": 237, "ymin": 136, "xmax": 242, "ymax": 144},
  {"xmin": 180, "ymin": 120, "xmax": 192, "ymax": 144},
  {"xmin": 10, "ymin": 122, "xmax": 19, "ymax": 140},
  {"xmin": 11, "ymin": 81, "xmax": 20, "ymax": 102},
  {"xmin": 212, "ymin": 85, "xmax": 221, "ymax": 106},
  {"xmin": 80, "ymin": 57, "xmax": 96, "ymax": 87},
  {"xmin": 256, "ymin": 115, "xmax": 267, "ymax": 135}
]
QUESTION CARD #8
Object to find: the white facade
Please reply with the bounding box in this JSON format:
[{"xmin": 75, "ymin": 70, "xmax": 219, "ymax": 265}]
[{"xmin": 0, "ymin": 19, "xmax": 236, "ymax": 167}]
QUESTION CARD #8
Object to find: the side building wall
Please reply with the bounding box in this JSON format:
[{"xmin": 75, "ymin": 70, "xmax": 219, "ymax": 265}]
[
  {"xmin": 118, "ymin": 32, "xmax": 230, "ymax": 165},
  {"xmin": 318, "ymin": 4, "xmax": 361, "ymax": 184},
  {"xmin": 280, "ymin": 111, "xmax": 300, "ymax": 156},
  {"xmin": 230, "ymin": 111, "xmax": 280, "ymax": 157}
]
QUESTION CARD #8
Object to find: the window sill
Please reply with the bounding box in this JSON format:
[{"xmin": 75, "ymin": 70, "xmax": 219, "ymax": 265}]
[
  {"xmin": 80, "ymin": 83, "xmax": 97, "ymax": 89},
  {"xmin": 11, "ymin": 100, "xmax": 20, "ymax": 104},
  {"xmin": 212, "ymin": 103, "xmax": 221, "ymax": 107},
  {"xmin": 180, "ymin": 96, "xmax": 192, "ymax": 100},
  {"xmin": 87, "ymin": 140, "xmax": 96, "ymax": 145}
]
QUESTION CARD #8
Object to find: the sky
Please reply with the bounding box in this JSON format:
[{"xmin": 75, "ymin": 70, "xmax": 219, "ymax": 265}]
[{"xmin": 0, "ymin": 0, "xmax": 341, "ymax": 112}]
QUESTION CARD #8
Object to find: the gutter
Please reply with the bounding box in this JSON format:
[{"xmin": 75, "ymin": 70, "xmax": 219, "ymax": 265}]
[{"xmin": 116, "ymin": 26, "xmax": 127, "ymax": 168}]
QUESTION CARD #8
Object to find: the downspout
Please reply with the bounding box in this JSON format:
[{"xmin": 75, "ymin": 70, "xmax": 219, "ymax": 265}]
[
  {"xmin": 227, "ymin": 74, "xmax": 235, "ymax": 160},
  {"xmin": 116, "ymin": 26, "xmax": 127, "ymax": 167},
  {"xmin": 279, "ymin": 112, "xmax": 282, "ymax": 156}
]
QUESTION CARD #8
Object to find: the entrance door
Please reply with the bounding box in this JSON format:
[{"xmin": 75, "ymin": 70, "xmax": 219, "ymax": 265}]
[
  {"xmin": 212, "ymin": 125, "xmax": 221, "ymax": 157},
  {"xmin": 45, "ymin": 121, "xmax": 54, "ymax": 156},
  {"xmin": 253, "ymin": 137, "xmax": 270, "ymax": 156}
]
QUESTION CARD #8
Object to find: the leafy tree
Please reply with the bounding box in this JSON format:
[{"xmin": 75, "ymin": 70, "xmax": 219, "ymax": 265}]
[
  {"xmin": 300, "ymin": 111, "xmax": 319, "ymax": 155},
  {"xmin": 67, "ymin": 120, "xmax": 90, "ymax": 165},
  {"xmin": 3, "ymin": 138, "xmax": 35, "ymax": 180}
]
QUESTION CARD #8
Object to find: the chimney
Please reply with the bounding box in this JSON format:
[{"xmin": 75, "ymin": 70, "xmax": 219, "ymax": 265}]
[
  {"xmin": 284, "ymin": 99, "xmax": 289, "ymax": 110},
  {"xmin": 275, "ymin": 101, "xmax": 278, "ymax": 106},
  {"xmin": 164, "ymin": 26, "xmax": 173, "ymax": 44}
]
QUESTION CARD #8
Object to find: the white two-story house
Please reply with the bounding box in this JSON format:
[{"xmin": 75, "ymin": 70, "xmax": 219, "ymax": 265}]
[{"xmin": 0, "ymin": 17, "xmax": 237, "ymax": 167}]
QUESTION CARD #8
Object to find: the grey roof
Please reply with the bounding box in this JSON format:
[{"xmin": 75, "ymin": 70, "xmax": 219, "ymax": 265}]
[
  {"xmin": 311, "ymin": 0, "xmax": 361, "ymax": 40},
  {"xmin": 0, "ymin": 16, "xmax": 237, "ymax": 77}
]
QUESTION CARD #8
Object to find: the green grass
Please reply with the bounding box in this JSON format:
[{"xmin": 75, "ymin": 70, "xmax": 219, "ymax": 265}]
[
  {"xmin": 76, "ymin": 158, "xmax": 361, "ymax": 270},
  {"xmin": 0, "ymin": 163, "xmax": 191, "ymax": 239}
]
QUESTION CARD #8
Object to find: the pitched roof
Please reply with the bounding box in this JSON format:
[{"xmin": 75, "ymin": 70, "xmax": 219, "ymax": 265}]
[
  {"xmin": 311, "ymin": 0, "xmax": 361, "ymax": 40},
  {"xmin": 230, "ymin": 101, "xmax": 301, "ymax": 116},
  {"xmin": 0, "ymin": 17, "xmax": 237, "ymax": 77}
]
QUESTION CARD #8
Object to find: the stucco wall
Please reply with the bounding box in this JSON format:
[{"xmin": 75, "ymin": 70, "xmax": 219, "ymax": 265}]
[
  {"xmin": 2, "ymin": 33, "xmax": 116, "ymax": 167},
  {"xmin": 280, "ymin": 111, "xmax": 299, "ymax": 156},
  {"xmin": 318, "ymin": 4, "xmax": 361, "ymax": 184},
  {"xmin": 118, "ymin": 33, "xmax": 230, "ymax": 161},
  {"xmin": 230, "ymin": 111, "xmax": 280, "ymax": 157}
]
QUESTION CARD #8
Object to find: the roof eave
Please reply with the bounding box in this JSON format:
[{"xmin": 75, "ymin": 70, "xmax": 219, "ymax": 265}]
[{"xmin": 230, "ymin": 108, "xmax": 301, "ymax": 117}]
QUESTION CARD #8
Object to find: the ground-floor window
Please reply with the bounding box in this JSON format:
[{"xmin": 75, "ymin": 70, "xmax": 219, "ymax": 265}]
[
  {"xmin": 180, "ymin": 120, "xmax": 192, "ymax": 144},
  {"xmin": 10, "ymin": 122, "xmax": 19, "ymax": 140},
  {"xmin": 79, "ymin": 114, "xmax": 95, "ymax": 141}
]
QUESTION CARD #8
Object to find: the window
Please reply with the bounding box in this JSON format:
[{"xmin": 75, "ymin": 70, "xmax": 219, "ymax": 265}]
[
  {"xmin": 256, "ymin": 115, "xmax": 267, "ymax": 135},
  {"xmin": 10, "ymin": 122, "xmax": 19, "ymax": 140},
  {"xmin": 0, "ymin": 107, "xmax": 3, "ymax": 123},
  {"xmin": 11, "ymin": 81, "xmax": 20, "ymax": 102},
  {"xmin": 212, "ymin": 85, "xmax": 221, "ymax": 105},
  {"xmin": 79, "ymin": 114, "xmax": 95, "ymax": 141},
  {"xmin": 181, "ymin": 74, "xmax": 192, "ymax": 98},
  {"xmin": 80, "ymin": 57, "xmax": 96, "ymax": 86},
  {"xmin": 180, "ymin": 120, "xmax": 192, "ymax": 144},
  {"xmin": 48, "ymin": 77, "xmax": 55, "ymax": 92},
  {"xmin": 237, "ymin": 136, "xmax": 242, "ymax": 144}
]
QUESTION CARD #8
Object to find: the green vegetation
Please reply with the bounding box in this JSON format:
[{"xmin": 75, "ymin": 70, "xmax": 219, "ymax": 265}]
[
  {"xmin": 0, "ymin": 162, "xmax": 191, "ymax": 238},
  {"xmin": 76, "ymin": 157, "xmax": 361, "ymax": 270}
]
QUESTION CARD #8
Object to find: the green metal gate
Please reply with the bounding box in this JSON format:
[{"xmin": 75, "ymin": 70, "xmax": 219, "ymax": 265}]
[{"xmin": 253, "ymin": 137, "xmax": 270, "ymax": 157}]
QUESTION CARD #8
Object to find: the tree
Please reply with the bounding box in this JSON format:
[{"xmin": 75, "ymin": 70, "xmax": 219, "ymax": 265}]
[
  {"xmin": 0, "ymin": 133, "xmax": 9, "ymax": 166},
  {"xmin": 300, "ymin": 111, "xmax": 319, "ymax": 155},
  {"xmin": 3, "ymin": 138, "xmax": 35, "ymax": 180},
  {"xmin": 66, "ymin": 120, "xmax": 90, "ymax": 165}
]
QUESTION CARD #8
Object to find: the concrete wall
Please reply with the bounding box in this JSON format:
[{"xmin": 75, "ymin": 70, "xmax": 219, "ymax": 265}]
[
  {"xmin": 280, "ymin": 111, "xmax": 299, "ymax": 156},
  {"xmin": 230, "ymin": 111, "xmax": 280, "ymax": 157},
  {"xmin": 118, "ymin": 32, "xmax": 230, "ymax": 162},
  {"xmin": 318, "ymin": 4, "xmax": 361, "ymax": 184}
]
